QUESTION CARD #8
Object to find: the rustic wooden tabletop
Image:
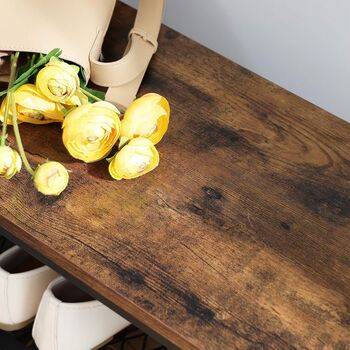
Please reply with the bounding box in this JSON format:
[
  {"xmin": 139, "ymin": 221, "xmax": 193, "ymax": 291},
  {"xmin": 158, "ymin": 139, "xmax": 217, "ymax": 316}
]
[{"xmin": 1, "ymin": 3, "xmax": 349, "ymax": 349}]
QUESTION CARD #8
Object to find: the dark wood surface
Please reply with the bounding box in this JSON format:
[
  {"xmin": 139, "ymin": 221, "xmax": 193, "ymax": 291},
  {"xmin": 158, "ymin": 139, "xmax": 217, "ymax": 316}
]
[{"xmin": 1, "ymin": 3, "xmax": 350, "ymax": 349}]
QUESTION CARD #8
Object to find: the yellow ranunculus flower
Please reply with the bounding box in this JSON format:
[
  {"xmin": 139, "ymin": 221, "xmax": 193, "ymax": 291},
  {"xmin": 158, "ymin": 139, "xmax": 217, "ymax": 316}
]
[
  {"xmin": 0, "ymin": 146, "xmax": 22, "ymax": 179},
  {"xmin": 33, "ymin": 161, "xmax": 69, "ymax": 196},
  {"xmin": 36, "ymin": 60, "xmax": 83, "ymax": 106},
  {"xmin": 108, "ymin": 137, "xmax": 159, "ymax": 180},
  {"xmin": 3, "ymin": 84, "xmax": 65, "ymax": 124},
  {"xmin": 120, "ymin": 93, "xmax": 170, "ymax": 145},
  {"xmin": 0, "ymin": 97, "xmax": 23, "ymax": 125},
  {"xmin": 62, "ymin": 101, "xmax": 121, "ymax": 163}
]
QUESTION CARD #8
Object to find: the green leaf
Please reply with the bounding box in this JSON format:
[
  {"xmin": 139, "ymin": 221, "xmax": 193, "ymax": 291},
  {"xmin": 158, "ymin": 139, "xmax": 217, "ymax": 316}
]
[
  {"xmin": 80, "ymin": 68, "xmax": 87, "ymax": 84},
  {"xmin": 60, "ymin": 104, "xmax": 76, "ymax": 117},
  {"xmin": 81, "ymin": 86, "xmax": 106, "ymax": 102},
  {"xmin": 17, "ymin": 57, "xmax": 32, "ymax": 77},
  {"xmin": 30, "ymin": 54, "xmax": 37, "ymax": 68},
  {"xmin": 0, "ymin": 48, "xmax": 62, "ymax": 97},
  {"xmin": 70, "ymin": 64, "xmax": 80, "ymax": 74},
  {"xmin": 118, "ymin": 136, "xmax": 129, "ymax": 150},
  {"xmin": 17, "ymin": 53, "xmax": 38, "ymax": 77},
  {"xmin": 106, "ymin": 154, "xmax": 116, "ymax": 163},
  {"xmin": 49, "ymin": 56, "xmax": 60, "ymax": 63}
]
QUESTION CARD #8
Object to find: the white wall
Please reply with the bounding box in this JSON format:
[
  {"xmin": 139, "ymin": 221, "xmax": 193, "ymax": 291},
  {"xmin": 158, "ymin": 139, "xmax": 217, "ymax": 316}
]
[{"xmin": 123, "ymin": 0, "xmax": 350, "ymax": 122}]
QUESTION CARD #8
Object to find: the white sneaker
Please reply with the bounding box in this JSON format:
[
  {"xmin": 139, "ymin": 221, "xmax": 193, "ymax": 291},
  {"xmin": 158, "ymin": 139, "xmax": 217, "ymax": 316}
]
[
  {"xmin": 33, "ymin": 277, "xmax": 131, "ymax": 350},
  {"xmin": 0, "ymin": 246, "xmax": 58, "ymax": 331}
]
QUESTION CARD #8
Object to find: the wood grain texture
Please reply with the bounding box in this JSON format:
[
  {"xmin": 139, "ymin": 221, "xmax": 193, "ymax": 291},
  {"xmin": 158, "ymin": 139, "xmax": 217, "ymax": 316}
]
[{"xmin": 1, "ymin": 3, "xmax": 350, "ymax": 349}]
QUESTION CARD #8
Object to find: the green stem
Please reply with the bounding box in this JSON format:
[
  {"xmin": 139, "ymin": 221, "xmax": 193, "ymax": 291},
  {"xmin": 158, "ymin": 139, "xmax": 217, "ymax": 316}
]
[
  {"xmin": 30, "ymin": 54, "xmax": 36, "ymax": 68},
  {"xmin": 11, "ymin": 94, "xmax": 34, "ymax": 176},
  {"xmin": 80, "ymin": 87, "xmax": 102, "ymax": 102},
  {"xmin": 0, "ymin": 95, "xmax": 11, "ymax": 147},
  {"xmin": 1, "ymin": 52, "xmax": 19, "ymax": 146}
]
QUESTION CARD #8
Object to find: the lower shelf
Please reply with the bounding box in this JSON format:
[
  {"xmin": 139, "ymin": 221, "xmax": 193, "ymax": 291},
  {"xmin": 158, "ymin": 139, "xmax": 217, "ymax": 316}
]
[
  {"xmin": 0, "ymin": 237, "xmax": 168, "ymax": 350},
  {"xmin": 0, "ymin": 324, "xmax": 167, "ymax": 350}
]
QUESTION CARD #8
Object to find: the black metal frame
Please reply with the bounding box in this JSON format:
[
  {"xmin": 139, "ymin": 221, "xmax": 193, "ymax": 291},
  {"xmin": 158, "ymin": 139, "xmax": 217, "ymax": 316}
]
[{"xmin": 0, "ymin": 332, "xmax": 28, "ymax": 350}]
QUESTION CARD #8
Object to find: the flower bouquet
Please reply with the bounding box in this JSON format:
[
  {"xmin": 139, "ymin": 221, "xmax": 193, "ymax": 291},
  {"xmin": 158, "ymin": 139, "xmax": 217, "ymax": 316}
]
[{"xmin": 0, "ymin": 49, "xmax": 170, "ymax": 196}]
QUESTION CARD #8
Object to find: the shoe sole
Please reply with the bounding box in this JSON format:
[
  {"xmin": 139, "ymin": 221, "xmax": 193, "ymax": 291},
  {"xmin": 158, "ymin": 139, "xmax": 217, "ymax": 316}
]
[
  {"xmin": 92, "ymin": 336, "xmax": 113, "ymax": 350},
  {"xmin": 0, "ymin": 317, "xmax": 34, "ymax": 332}
]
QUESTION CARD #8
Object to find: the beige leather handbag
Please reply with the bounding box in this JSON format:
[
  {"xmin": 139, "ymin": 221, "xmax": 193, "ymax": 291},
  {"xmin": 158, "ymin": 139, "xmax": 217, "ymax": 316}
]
[{"xmin": 0, "ymin": 0, "xmax": 164, "ymax": 110}]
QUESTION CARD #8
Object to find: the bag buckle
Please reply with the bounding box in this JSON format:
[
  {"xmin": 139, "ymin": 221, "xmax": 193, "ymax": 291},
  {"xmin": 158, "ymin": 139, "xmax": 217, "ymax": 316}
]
[{"xmin": 129, "ymin": 27, "xmax": 158, "ymax": 53}]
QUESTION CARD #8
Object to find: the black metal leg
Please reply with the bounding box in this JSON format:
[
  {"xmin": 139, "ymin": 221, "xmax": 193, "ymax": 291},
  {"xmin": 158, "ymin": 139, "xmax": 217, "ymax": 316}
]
[{"xmin": 0, "ymin": 332, "xmax": 28, "ymax": 350}]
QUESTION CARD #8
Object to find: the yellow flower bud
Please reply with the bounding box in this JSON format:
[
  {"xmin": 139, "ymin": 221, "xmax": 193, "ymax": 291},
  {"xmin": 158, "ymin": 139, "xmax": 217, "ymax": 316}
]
[
  {"xmin": 0, "ymin": 146, "xmax": 22, "ymax": 179},
  {"xmin": 120, "ymin": 93, "xmax": 170, "ymax": 145},
  {"xmin": 9, "ymin": 84, "xmax": 64, "ymax": 124},
  {"xmin": 109, "ymin": 137, "xmax": 159, "ymax": 180},
  {"xmin": 62, "ymin": 101, "xmax": 121, "ymax": 163},
  {"xmin": 33, "ymin": 161, "xmax": 69, "ymax": 196},
  {"xmin": 36, "ymin": 60, "xmax": 82, "ymax": 105}
]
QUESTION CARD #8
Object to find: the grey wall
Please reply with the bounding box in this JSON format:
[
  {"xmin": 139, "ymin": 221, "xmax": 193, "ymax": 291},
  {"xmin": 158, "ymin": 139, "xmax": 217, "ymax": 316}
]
[{"xmin": 123, "ymin": 0, "xmax": 350, "ymax": 122}]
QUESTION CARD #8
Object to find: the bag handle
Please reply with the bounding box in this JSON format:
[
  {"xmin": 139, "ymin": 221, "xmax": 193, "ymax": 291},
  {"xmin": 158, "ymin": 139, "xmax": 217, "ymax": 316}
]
[{"xmin": 90, "ymin": 0, "xmax": 164, "ymax": 111}]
